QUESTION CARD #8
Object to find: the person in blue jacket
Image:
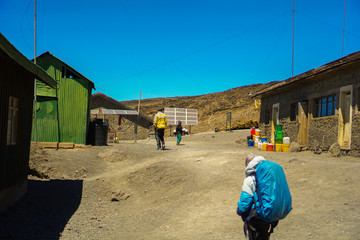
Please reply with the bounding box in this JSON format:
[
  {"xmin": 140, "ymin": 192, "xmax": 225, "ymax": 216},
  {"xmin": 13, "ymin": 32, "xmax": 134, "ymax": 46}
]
[{"xmin": 237, "ymin": 154, "xmax": 278, "ymax": 240}]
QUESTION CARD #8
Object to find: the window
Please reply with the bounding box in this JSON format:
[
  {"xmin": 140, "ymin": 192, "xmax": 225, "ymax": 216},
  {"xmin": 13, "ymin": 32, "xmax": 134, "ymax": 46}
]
[
  {"xmin": 7, "ymin": 96, "xmax": 19, "ymax": 145},
  {"xmin": 290, "ymin": 103, "xmax": 297, "ymax": 121},
  {"xmin": 62, "ymin": 66, "xmax": 80, "ymax": 79},
  {"xmin": 314, "ymin": 95, "xmax": 336, "ymax": 118}
]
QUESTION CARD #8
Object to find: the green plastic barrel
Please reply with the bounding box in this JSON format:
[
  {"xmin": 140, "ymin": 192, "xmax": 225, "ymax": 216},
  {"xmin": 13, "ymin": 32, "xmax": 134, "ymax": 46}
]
[{"xmin": 276, "ymin": 125, "xmax": 282, "ymax": 131}]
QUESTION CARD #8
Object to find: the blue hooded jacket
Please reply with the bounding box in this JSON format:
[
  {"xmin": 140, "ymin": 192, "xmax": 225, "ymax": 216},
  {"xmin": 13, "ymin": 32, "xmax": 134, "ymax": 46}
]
[{"xmin": 237, "ymin": 156, "xmax": 266, "ymax": 220}]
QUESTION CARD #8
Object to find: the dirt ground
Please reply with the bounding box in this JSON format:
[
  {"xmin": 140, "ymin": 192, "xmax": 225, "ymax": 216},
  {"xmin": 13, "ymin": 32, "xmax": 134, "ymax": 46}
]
[{"xmin": 1, "ymin": 129, "xmax": 360, "ymax": 240}]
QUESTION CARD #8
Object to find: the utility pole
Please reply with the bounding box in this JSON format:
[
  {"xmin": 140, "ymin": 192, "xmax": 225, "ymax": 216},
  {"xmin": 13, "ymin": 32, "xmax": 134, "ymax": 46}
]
[
  {"xmin": 134, "ymin": 90, "xmax": 142, "ymax": 142},
  {"xmin": 34, "ymin": 0, "xmax": 38, "ymax": 143}
]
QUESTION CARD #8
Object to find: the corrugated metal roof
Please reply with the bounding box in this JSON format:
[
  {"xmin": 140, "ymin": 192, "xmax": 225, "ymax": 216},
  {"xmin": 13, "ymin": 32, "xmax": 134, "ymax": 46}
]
[
  {"xmin": 252, "ymin": 51, "xmax": 360, "ymax": 98},
  {"xmin": 91, "ymin": 92, "xmax": 153, "ymax": 123},
  {"xmin": 92, "ymin": 92, "xmax": 132, "ymax": 110},
  {"xmin": 0, "ymin": 33, "xmax": 57, "ymax": 88},
  {"xmin": 35, "ymin": 51, "xmax": 95, "ymax": 90},
  {"xmin": 102, "ymin": 109, "xmax": 139, "ymax": 115}
]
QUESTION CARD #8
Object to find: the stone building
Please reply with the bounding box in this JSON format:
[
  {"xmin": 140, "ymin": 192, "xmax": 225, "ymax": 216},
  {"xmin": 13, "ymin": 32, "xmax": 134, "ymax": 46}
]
[
  {"xmin": 254, "ymin": 51, "xmax": 360, "ymax": 155},
  {"xmin": 91, "ymin": 92, "xmax": 153, "ymax": 141}
]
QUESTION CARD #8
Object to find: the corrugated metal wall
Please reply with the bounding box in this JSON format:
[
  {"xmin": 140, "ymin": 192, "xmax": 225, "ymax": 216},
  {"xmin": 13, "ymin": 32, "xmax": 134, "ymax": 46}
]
[
  {"xmin": 31, "ymin": 57, "xmax": 59, "ymax": 142},
  {"xmin": 31, "ymin": 54, "xmax": 91, "ymax": 144},
  {"xmin": 31, "ymin": 96, "xmax": 59, "ymax": 142},
  {"xmin": 57, "ymin": 73, "xmax": 90, "ymax": 144},
  {"xmin": 0, "ymin": 49, "xmax": 34, "ymax": 191}
]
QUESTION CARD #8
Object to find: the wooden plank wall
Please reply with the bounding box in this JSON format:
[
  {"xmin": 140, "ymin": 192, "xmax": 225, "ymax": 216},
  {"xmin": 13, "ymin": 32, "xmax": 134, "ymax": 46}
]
[{"xmin": 0, "ymin": 49, "xmax": 34, "ymax": 191}]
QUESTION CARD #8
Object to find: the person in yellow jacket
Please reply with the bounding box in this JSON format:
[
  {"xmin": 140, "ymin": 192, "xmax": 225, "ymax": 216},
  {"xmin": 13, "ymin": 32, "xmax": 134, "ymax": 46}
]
[{"xmin": 154, "ymin": 107, "xmax": 167, "ymax": 150}]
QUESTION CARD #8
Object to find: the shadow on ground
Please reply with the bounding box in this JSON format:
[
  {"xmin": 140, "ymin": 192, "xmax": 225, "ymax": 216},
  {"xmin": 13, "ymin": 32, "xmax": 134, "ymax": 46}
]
[{"xmin": 0, "ymin": 179, "xmax": 82, "ymax": 240}]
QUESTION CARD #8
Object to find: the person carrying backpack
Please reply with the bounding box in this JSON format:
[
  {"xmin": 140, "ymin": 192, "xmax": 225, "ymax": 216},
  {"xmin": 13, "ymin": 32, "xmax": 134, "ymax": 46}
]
[{"xmin": 237, "ymin": 154, "xmax": 292, "ymax": 240}]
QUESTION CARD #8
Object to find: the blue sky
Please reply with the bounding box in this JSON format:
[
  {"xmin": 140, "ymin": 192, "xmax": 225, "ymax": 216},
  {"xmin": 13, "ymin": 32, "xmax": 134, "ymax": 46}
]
[{"xmin": 1, "ymin": 0, "xmax": 359, "ymax": 101}]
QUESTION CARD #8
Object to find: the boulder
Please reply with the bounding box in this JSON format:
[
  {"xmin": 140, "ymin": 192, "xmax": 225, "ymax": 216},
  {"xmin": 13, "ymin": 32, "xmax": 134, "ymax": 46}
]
[
  {"xmin": 329, "ymin": 143, "xmax": 341, "ymax": 157},
  {"xmin": 288, "ymin": 158, "xmax": 304, "ymax": 164},
  {"xmin": 111, "ymin": 191, "xmax": 131, "ymax": 201},
  {"xmin": 289, "ymin": 142, "xmax": 301, "ymax": 152}
]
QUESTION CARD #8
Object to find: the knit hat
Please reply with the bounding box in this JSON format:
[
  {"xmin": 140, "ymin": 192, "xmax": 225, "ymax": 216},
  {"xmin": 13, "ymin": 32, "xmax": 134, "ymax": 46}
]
[{"xmin": 245, "ymin": 154, "xmax": 256, "ymax": 166}]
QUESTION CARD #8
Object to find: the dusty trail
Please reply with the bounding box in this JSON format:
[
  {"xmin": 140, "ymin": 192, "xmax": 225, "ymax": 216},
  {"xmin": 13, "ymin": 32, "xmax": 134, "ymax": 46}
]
[{"xmin": 2, "ymin": 130, "xmax": 360, "ymax": 240}]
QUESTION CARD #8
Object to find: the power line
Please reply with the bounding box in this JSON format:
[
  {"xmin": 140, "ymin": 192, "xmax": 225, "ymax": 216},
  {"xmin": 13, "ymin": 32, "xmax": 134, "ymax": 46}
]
[
  {"xmin": 119, "ymin": 1, "xmax": 196, "ymax": 83},
  {"xmin": 296, "ymin": 10, "xmax": 360, "ymax": 39},
  {"xmin": 342, "ymin": 0, "xmax": 347, "ymax": 57},
  {"xmin": 20, "ymin": 0, "xmax": 34, "ymax": 55},
  {"xmin": 97, "ymin": 12, "xmax": 290, "ymax": 90},
  {"xmin": 254, "ymin": 13, "xmax": 292, "ymax": 82}
]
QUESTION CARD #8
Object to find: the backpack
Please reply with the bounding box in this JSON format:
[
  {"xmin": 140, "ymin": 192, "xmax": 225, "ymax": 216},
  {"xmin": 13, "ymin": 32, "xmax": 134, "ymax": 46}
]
[{"xmin": 254, "ymin": 160, "xmax": 292, "ymax": 223}]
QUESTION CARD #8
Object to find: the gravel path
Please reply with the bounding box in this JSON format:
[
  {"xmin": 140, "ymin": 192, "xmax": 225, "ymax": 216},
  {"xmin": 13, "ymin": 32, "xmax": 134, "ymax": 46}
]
[{"xmin": 1, "ymin": 130, "xmax": 360, "ymax": 240}]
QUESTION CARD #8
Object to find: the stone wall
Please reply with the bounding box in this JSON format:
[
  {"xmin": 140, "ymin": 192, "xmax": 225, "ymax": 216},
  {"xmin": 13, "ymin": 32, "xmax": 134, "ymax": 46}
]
[
  {"xmin": 307, "ymin": 117, "xmax": 338, "ymax": 151},
  {"xmin": 91, "ymin": 111, "xmax": 150, "ymax": 141},
  {"xmin": 91, "ymin": 94, "xmax": 153, "ymax": 141},
  {"xmin": 351, "ymin": 114, "xmax": 360, "ymax": 151},
  {"xmin": 260, "ymin": 119, "xmax": 298, "ymax": 143}
]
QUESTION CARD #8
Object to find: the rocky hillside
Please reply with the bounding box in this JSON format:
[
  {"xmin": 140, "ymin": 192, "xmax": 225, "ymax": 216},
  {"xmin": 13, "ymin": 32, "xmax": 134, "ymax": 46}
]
[{"xmin": 122, "ymin": 82, "xmax": 279, "ymax": 133}]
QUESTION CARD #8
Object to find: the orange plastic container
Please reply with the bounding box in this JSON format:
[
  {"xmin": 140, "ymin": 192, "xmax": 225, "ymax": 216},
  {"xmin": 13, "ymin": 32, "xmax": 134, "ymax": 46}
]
[{"xmin": 267, "ymin": 144, "xmax": 274, "ymax": 151}]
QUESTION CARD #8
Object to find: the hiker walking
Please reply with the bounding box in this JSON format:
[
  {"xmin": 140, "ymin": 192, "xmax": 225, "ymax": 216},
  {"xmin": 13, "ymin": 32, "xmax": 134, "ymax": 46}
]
[
  {"xmin": 175, "ymin": 120, "xmax": 182, "ymax": 145},
  {"xmin": 154, "ymin": 107, "xmax": 167, "ymax": 150},
  {"xmin": 237, "ymin": 154, "xmax": 292, "ymax": 240}
]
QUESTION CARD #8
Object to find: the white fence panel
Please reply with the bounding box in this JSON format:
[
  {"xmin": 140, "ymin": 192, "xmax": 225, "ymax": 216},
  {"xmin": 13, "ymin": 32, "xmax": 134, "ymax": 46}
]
[{"xmin": 164, "ymin": 108, "xmax": 198, "ymax": 126}]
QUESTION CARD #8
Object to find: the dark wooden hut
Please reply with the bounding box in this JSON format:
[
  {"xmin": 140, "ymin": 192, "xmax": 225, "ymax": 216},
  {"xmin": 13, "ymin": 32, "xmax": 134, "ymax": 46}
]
[{"xmin": 0, "ymin": 33, "xmax": 57, "ymax": 211}]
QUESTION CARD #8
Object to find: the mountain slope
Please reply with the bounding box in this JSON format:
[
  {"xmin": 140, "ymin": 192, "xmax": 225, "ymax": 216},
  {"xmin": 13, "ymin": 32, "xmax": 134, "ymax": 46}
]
[{"xmin": 122, "ymin": 82, "xmax": 278, "ymax": 133}]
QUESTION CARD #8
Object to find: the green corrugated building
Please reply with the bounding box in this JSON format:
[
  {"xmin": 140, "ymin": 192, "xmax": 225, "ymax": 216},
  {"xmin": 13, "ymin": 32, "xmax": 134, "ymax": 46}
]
[{"xmin": 31, "ymin": 52, "xmax": 95, "ymax": 145}]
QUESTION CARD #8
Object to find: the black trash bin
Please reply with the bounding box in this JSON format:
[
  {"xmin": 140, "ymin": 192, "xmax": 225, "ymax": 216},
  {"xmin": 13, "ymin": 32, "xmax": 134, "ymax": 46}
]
[{"xmin": 87, "ymin": 119, "xmax": 108, "ymax": 146}]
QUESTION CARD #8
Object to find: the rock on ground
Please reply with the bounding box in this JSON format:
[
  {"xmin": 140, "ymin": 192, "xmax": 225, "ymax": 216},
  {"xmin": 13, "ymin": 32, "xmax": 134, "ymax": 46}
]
[
  {"xmin": 329, "ymin": 143, "xmax": 341, "ymax": 157},
  {"xmin": 289, "ymin": 142, "xmax": 301, "ymax": 152}
]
